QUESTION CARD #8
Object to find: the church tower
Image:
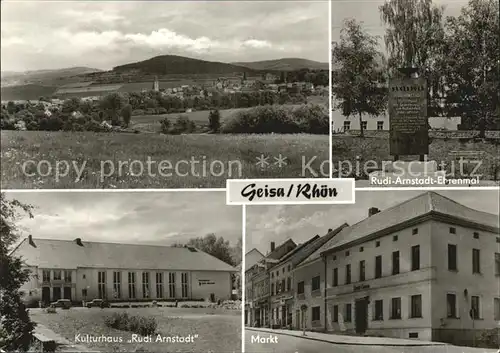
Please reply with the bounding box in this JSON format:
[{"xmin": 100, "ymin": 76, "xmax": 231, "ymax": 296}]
[{"xmin": 153, "ymin": 76, "xmax": 159, "ymax": 92}]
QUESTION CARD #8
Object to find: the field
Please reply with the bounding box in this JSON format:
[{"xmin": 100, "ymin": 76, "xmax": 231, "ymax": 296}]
[
  {"xmin": 130, "ymin": 108, "xmax": 248, "ymax": 132},
  {"xmin": 1, "ymin": 131, "xmax": 329, "ymax": 188},
  {"xmin": 30, "ymin": 306, "xmax": 240, "ymax": 352},
  {"xmin": 331, "ymin": 135, "xmax": 500, "ymax": 180}
]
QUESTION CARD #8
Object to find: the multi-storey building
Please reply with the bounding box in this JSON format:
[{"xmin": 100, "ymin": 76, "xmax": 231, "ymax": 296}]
[
  {"xmin": 292, "ymin": 192, "xmax": 499, "ymax": 346},
  {"xmin": 246, "ymin": 240, "xmax": 296, "ymax": 327},
  {"xmin": 269, "ymin": 224, "xmax": 348, "ymax": 329},
  {"xmin": 12, "ymin": 236, "xmax": 236, "ymax": 304}
]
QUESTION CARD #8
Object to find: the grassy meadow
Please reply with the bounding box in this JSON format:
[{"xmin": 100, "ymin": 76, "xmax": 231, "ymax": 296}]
[
  {"xmin": 1, "ymin": 131, "xmax": 329, "ymax": 189},
  {"xmin": 30, "ymin": 306, "xmax": 240, "ymax": 353}
]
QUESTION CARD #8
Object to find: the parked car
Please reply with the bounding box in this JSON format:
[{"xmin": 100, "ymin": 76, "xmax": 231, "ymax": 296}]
[
  {"xmin": 86, "ymin": 299, "xmax": 110, "ymax": 308},
  {"xmin": 50, "ymin": 299, "xmax": 71, "ymax": 309}
]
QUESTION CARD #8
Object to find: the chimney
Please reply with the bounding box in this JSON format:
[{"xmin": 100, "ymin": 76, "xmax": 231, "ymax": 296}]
[
  {"xmin": 368, "ymin": 207, "xmax": 380, "ymax": 217},
  {"xmin": 270, "ymin": 242, "xmax": 275, "ymax": 252},
  {"xmin": 74, "ymin": 238, "xmax": 83, "ymax": 246},
  {"xmin": 328, "ymin": 228, "xmax": 333, "ymax": 233}
]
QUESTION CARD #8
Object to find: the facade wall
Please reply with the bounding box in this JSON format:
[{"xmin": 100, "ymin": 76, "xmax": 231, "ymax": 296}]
[
  {"xmin": 324, "ymin": 220, "xmax": 434, "ymax": 340},
  {"xmin": 21, "ymin": 267, "xmax": 231, "ymax": 303},
  {"xmin": 430, "ymin": 220, "xmax": 500, "ymax": 345},
  {"xmin": 292, "ymin": 259, "xmax": 325, "ymax": 331},
  {"xmin": 269, "ymin": 260, "xmax": 294, "ymax": 327}
]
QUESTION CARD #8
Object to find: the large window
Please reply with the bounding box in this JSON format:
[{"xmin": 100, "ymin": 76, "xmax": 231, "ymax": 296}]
[
  {"xmin": 374, "ymin": 300, "xmax": 383, "ymax": 321},
  {"xmin": 113, "ymin": 271, "xmax": 121, "ymax": 299},
  {"xmin": 345, "ymin": 264, "xmax": 351, "ymax": 284},
  {"xmin": 312, "ymin": 306, "xmax": 320, "ymax": 321},
  {"xmin": 448, "ymin": 244, "xmax": 457, "ymax": 271},
  {"xmin": 447, "ymin": 293, "xmax": 457, "ymax": 318},
  {"xmin": 375, "ymin": 256, "xmax": 382, "ymax": 278},
  {"xmin": 128, "ymin": 272, "xmax": 136, "ymax": 299},
  {"xmin": 333, "ymin": 268, "xmax": 338, "ymax": 287},
  {"xmin": 411, "ymin": 245, "xmax": 420, "ymax": 271},
  {"xmin": 98, "ymin": 271, "xmax": 106, "ymax": 299},
  {"xmin": 64, "ymin": 270, "xmax": 72, "ymax": 283},
  {"xmin": 287, "ymin": 277, "xmax": 291, "ymax": 291},
  {"xmin": 494, "ymin": 298, "xmax": 500, "ymax": 321},
  {"xmin": 390, "ymin": 297, "xmax": 401, "ymax": 319},
  {"xmin": 53, "ymin": 270, "xmax": 61, "ymax": 281},
  {"xmin": 471, "ymin": 296, "xmax": 480, "ymax": 319},
  {"xmin": 156, "ymin": 272, "xmax": 164, "ymax": 299},
  {"xmin": 181, "ymin": 272, "xmax": 188, "ymax": 298},
  {"xmin": 297, "ymin": 281, "xmax": 304, "ymax": 294},
  {"xmin": 169, "ymin": 272, "xmax": 176, "ymax": 298},
  {"xmin": 392, "ymin": 251, "xmax": 400, "ymax": 275},
  {"xmin": 345, "ymin": 303, "xmax": 352, "ymax": 322},
  {"xmin": 311, "ymin": 276, "xmax": 320, "ymax": 291},
  {"xmin": 377, "ymin": 121, "xmax": 384, "ymax": 130},
  {"xmin": 410, "ymin": 295, "xmax": 422, "ymax": 318},
  {"xmin": 42, "ymin": 270, "xmax": 50, "ymax": 282},
  {"xmin": 142, "ymin": 272, "xmax": 150, "ymax": 298},
  {"xmin": 472, "ymin": 249, "xmax": 481, "ymax": 274},
  {"xmin": 359, "ymin": 260, "xmax": 366, "ymax": 282},
  {"xmin": 343, "ymin": 121, "xmax": 350, "ymax": 131}
]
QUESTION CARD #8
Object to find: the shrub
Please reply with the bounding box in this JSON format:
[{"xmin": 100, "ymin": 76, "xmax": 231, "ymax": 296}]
[
  {"xmin": 172, "ymin": 115, "xmax": 196, "ymax": 134},
  {"xmin": 208, "ymin": 110, "xmax": 221, "ymax": 132},
  {"xmin": 292, "ymin": 104, "xmax": 329, "ymax": 134},
  {"xmin": 160, "ymin": 118, "xmax": 171, "ymax": 134},
  {"xmin": 104, "ymin": 313, "xmax": 157, "ymax": 336},
  {"xmin": 222, "ymin": 105, "xmax": 299, "ymax": 134},
  {"xmin": 132, "ymin": 109, "xmax": 145, "ymax": 116}
]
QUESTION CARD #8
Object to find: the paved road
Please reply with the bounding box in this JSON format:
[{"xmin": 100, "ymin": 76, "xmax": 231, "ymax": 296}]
[{"xmin": 244, "ymin": 329, "xmax": 498, "ymax": 353}]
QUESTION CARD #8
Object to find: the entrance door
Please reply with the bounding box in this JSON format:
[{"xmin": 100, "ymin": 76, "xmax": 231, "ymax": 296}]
[
  {"xmin": 52, "ymin": 287, "xmax": 61, "ymax": 301},
  {"xmin": 64, "ymin": 287, "xmax": 72, "ymax": 301},
  {"xmin": 355, "ymin": 298, "xmax": 368, "ymax": 334},
  {"xmin": 42, "ymin": 287, "xmax": 50, "ymax": 305}
]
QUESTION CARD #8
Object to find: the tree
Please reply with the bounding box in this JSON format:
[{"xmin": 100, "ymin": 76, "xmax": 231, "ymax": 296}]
[
  {"xmin": 208, "ymin": 109, "xmax": 221, "ymax": 132},
  {"xmin": 439, "ymin": 0, "xmax": 499, "ymax": 134},
  {"xmin": 379, "ymin": 0, "xmax": 446, "ymax": 116},
  {"xmin": 331, "ymin": 19, "xmax": 387, "ymax": 137},
  {"xmin": 173, "ymin": 233, "xmax": 237, "ymax": 266},
  {"xmin": 99, "ymin": 93, "xmax": 127, "ymax": 126},
  {"xmin": 61, "ymin": 97, "xmax": 82, "ymax": 114},
  {"xmin": 0, "ymin": 193, "xmax": 36, "ymax": 351},
  {"xmin": 121, "ymin": 104, "xmax": 133, "ymax": 127}
]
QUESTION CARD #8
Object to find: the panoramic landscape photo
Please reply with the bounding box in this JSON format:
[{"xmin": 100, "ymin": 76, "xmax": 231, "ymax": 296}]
[
  {"xmin": 0, "ymin": 1, "xmax": 330, "ymax": 189},
  {"xmin": 330, "ymin": 0, "xmax": 499, "ymax": 187}
]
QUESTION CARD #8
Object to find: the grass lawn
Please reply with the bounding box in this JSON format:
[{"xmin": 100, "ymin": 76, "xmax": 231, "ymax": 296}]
[
  {"xmin": 331, "ymin": 135, "xmax": 500, "ymax": 180},
  {"xmin": 1, "ymin": 131, "xmax": 329, "ymax": 188},
  {"xmin": 30, "ymin": 307, "xmax": 240, "ymax": 353}
]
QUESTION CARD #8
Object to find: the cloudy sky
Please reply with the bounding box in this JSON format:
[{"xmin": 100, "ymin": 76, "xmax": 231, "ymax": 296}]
[
  {"xmin": 5, "ymin": 191, "xmax": 241, "ymax": 246},
  {"xmin": 332, "ymin": 0, "xmax": 466, "ymax": 52},
  {"xmin": 1, "ymin": 1, "xmax": 329, "ymax": 72},
  {"xmin": 246, "ymin": 190, "xmax": 499, "ymax": 255}
]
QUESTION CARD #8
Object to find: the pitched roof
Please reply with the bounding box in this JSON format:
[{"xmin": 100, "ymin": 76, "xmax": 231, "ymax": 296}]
[
  {"xmin": 12, "ymin": 238, "xmax": 236, "ymax": 272},
  {"xmin": 303, "ymin": 192, "xmax": 499, "ymax": 263},
  {"xmin": 266, "ymin": 239, "xmax": 297, "ymax": 260}
]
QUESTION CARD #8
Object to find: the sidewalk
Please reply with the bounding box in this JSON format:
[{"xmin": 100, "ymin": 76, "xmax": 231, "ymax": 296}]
[
  {"xmin": 34, "ymin": 324, "xmax": 99, "ymax": 352},
  {"xmin": 246, "ymin": 327, "xmax": 446, "ymax": 347}
]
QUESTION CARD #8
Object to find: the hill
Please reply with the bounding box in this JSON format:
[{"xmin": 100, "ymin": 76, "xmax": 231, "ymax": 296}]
[
  {"xmin": 1, "ymin": 67, "xmax": 102, "ymax": 87},
  {"xmin": 113, "ymin": 55, "xmax": 256, "ymax": 75},
  {"xmin": 231, "ymin": 58, "xmax": 328, "ymax": 71}
]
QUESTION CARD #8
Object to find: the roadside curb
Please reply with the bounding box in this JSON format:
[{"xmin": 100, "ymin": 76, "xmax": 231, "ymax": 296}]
[{"xmin": 246, "ymin": 327, "xmax": 445, "ymax": 347}]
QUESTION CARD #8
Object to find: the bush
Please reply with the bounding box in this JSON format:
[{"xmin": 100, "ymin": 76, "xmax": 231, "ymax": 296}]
[
  {"xmin": 208, "ymin": 110, "xmax": 221, "ymax": 132},
  {"xmin": 104, "ymin": 313, "xmax": 157, "ymax": 336},
  {"xmin": 160, "ymin": 118, "xmax": 171, "ymax": 134},
  {"xmin": 172, "ymin": 115, "xmax": 196, "ymax": 134}
]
